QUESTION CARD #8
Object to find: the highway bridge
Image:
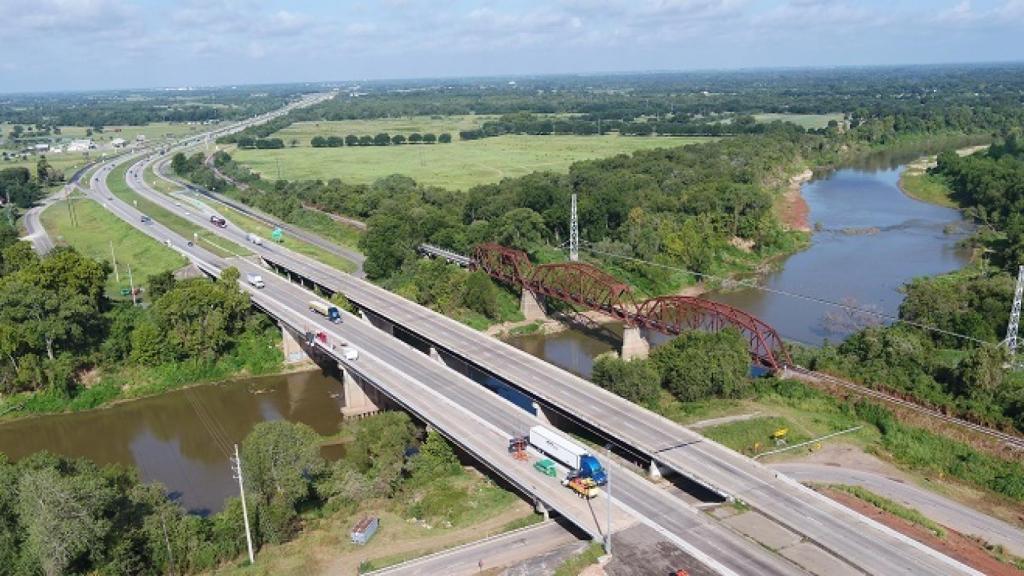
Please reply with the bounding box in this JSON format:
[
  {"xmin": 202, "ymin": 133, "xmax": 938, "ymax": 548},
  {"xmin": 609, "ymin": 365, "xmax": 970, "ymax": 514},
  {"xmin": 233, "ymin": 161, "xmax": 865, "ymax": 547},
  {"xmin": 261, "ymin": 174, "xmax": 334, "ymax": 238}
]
[{"xmin": 84, "ymin": 106, "xmax": 984, "ymax": 575}]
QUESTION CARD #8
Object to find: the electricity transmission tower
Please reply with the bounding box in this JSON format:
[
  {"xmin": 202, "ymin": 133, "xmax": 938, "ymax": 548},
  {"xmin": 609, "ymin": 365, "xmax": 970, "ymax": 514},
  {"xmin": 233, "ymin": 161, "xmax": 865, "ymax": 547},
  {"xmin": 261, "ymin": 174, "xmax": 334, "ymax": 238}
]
[
  {"xmin": 1006, "ymin": 265, "xmax": 1024, "ymax": 362},
  {"xmin": 569, "ymin": 193, "xmax": 579, "ymax": 262}
]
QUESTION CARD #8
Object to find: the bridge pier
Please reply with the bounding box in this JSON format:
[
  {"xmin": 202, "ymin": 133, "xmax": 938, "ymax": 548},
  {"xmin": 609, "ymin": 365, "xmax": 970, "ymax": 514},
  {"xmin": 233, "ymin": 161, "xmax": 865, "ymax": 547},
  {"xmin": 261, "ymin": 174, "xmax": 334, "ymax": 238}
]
[
  {"xmin": 280, "ymin": 324, "xmax": 310, "ymax": 364},
  {"xmin": 339, "ymin": 364, "xmax": 382, "ymax": 419},
  {"xmin": 620, "ymin": 326, "xmax": 650, "ymax": 361},
  {"xmin": 361, "ymin": 309, "xmax": 395, "ymax": 336},
  {"xmin": 520, "ymin": 290, "xmax": 547, "ymax": 321},
  {"xmin": 648, "ymin": 459, "xmax": 663, "ymax": 481},
  {"xmin": 534, "ymin": 499, "xmax": 549, "ymax": 520},
  {"xmin": 429, "ymin": 346, "xmax": 442, "ymax": 363}
]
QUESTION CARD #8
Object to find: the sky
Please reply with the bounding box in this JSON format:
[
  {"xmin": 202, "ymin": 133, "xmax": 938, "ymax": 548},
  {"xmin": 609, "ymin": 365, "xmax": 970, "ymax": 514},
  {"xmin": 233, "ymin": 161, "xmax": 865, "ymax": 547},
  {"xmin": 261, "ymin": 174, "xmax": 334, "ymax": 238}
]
[{"xmin": 1, "ymin": 0, "xmax": 1023, "ymax": 93}]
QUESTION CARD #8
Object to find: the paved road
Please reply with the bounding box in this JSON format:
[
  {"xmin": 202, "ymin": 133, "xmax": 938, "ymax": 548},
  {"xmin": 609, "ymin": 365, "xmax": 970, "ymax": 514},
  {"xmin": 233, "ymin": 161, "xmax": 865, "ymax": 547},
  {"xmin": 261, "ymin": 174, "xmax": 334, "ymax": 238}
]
[
  {"xmin": 21, "ymin": 191, "xmax": 59, "ymax": 253},
  {"xmin": 773, "ymin": 463, "xmax": 1024, "ymax": 557},
  {"xmin": 366, "ymin": 520, "xmax": 581, "ymax": 576},
  {"xmin": 113, "ymin": 152, "xmax": 807, "ymax": 576}
]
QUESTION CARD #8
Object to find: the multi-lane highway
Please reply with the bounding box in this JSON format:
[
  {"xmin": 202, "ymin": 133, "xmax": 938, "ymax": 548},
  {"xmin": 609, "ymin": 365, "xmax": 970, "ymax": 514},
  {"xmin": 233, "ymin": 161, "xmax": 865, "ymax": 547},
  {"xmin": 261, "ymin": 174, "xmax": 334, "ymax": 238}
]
[
  {"xmin": 99, "ymin": 149, "xmax": 808, "ymax": 576},
  {"xmin": 83, "ymin": 101, "xmax": 988, "ymax": 575}
]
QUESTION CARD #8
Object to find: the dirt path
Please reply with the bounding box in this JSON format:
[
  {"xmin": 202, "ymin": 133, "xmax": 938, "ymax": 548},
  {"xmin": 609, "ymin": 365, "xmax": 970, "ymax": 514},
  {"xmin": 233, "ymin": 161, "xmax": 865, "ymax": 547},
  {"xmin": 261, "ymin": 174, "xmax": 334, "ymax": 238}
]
[
  {"xmin": 819, "ymin": 487, "xmax": 1023, "ymax": 576},
  {"xmin": 321, "ymin": 502, "xmax": 534, "ymax": 575}
]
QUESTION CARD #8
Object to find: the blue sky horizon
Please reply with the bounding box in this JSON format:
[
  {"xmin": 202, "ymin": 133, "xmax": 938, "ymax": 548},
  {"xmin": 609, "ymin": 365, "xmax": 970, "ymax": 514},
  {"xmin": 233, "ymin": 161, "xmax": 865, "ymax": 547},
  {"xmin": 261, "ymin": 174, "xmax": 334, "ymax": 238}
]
[{"xmin": 2, "ymin": 0, "xmax": 1023, "ymax": 93}]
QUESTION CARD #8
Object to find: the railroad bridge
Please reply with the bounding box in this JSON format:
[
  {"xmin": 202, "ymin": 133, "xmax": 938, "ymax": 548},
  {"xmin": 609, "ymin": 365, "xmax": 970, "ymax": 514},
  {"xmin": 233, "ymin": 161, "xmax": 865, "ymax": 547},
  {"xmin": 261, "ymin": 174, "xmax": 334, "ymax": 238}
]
[{"xmin": 431, "ymin": 243, "xmax": 792, "ymax": 370}]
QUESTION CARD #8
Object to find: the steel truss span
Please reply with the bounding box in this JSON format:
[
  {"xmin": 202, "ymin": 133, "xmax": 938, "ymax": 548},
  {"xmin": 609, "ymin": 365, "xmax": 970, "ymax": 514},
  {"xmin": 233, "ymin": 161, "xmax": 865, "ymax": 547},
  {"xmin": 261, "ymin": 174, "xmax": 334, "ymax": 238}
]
[{"xmin": 473, "ymin": 243, "xmax": 791, "ymax": 370}]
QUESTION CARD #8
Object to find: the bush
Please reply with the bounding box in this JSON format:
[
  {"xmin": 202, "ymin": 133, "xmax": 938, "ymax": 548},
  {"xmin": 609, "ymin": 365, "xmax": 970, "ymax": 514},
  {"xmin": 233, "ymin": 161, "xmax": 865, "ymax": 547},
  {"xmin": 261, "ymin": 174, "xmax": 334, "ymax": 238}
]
[{"xmin": 651, "ymin": 328, "xmax": 750, "ymax": 402}]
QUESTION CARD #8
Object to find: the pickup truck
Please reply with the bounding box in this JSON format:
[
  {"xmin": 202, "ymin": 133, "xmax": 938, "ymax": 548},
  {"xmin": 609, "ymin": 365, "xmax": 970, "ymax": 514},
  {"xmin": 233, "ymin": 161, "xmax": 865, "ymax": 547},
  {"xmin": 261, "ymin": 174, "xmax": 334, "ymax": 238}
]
[{"xmin": 246, "ymin": 273, "xmax": 265, "ymax": 289}]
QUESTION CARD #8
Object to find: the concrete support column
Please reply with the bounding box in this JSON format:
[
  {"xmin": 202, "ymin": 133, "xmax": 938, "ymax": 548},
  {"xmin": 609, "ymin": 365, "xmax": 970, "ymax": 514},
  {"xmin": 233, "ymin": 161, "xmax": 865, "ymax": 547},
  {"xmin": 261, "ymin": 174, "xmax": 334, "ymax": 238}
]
[
  {"xmin": 535, "ymin": 499, "xmax": 549, "ymax": 520},
  {"xmin": 620, "ymin": 326, "xmax": 650, "ymax": 361},
  {"xmin": 340, "ymin": 364, "xmax": 381, "ymax": 419},
  {"xmin": 648, "ymin": 459, "xmax": 663, "ymax": 481},
  {"xmin": 280, "ymin": 325, "xmax": 309, "ymax": 364},
  {"xmin": 429, "ymin": 346, "xmax": 442, "ymax": 363},
  {"xmin": 520, "ymin": 289, "xmax": 547, "ymax": 321},
  {"xmin": 531, "ymin": 401, "xmax": 551, "ymax": 425}
]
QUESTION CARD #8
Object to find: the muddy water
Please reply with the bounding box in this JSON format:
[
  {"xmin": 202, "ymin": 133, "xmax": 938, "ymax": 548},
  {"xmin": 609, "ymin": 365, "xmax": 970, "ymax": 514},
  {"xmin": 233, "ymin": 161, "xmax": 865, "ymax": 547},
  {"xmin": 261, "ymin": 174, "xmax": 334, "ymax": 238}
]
[
  {"xmin": 0, "ymin": 370, "xmax": 343, "ymax": 514},
  {"xmin": 509, "ymin": 154, "xmax": 972, "ymax": 375}
]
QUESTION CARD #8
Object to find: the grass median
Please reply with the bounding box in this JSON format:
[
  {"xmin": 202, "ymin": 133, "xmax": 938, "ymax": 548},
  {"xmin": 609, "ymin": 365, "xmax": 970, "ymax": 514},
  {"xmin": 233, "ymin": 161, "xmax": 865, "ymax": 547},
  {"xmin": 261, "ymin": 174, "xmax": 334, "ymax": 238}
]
[{"xmin": 105, "ymin": 162, "xmax": 250, "ymax": 258}]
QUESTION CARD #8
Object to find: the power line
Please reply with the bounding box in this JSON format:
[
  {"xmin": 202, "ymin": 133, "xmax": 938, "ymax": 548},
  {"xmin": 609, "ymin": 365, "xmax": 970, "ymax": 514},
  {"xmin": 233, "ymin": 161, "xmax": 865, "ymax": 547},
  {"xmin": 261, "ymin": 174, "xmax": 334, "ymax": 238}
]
[{"xmin": 578, "ymin": 242, "xmax": 995, "ymax": 347}]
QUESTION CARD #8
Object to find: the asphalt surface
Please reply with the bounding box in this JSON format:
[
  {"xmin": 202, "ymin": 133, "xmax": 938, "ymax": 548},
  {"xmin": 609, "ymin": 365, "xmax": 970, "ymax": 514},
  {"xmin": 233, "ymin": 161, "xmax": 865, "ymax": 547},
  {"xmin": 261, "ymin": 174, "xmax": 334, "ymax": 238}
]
[
  {"xmin": 93, "ymin": 106, "xmax": 986, "ymax": 576},
  {"xmin": 773, "ymin": 463, "xmax": 1024, "ymax": 557}
]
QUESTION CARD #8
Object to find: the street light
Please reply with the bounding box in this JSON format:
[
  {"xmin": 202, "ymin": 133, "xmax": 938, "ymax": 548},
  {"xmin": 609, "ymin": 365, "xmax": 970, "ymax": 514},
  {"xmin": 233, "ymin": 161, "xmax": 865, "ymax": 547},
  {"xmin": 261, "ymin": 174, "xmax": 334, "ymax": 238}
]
[{"xmin": 605, "ymin": 443, "xmax": 613, "ymax": 556}]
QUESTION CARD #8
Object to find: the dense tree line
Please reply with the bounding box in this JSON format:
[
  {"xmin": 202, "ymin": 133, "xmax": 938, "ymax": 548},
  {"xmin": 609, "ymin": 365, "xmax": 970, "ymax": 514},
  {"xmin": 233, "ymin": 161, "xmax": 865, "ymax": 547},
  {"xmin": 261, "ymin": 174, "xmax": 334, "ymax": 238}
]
[
  {"xmin": 0, "ymin": 88, "xmax": 304, "ymax": 127},
  {"xmin": 310, "ymin": 132, "xmax": 451, "ymax": 147},
  {"xmin": 0, "ymin": 241, "xmax": 272, "ymax": 399},
  {"xmin": 0, "ymin": 167, "xmax": 42, "ymax": 208}
]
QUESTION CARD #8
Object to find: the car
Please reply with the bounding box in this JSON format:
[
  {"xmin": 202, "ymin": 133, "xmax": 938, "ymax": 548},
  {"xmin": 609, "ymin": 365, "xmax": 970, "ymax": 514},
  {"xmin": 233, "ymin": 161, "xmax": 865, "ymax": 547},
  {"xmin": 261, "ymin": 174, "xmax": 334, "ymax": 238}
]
[
  {"xmin": 140, "ymin": 215, "xmax": 152, "ymax": 223},
  {"xmin": 534, "ymin": 458, "xmax": 557, "ymax": 477}
]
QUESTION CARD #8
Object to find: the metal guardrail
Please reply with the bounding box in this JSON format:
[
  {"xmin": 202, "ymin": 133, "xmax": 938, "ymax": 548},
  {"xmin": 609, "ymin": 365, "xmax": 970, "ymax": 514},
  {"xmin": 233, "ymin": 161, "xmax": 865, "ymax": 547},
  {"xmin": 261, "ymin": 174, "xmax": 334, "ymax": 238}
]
[{"xmin": 418, "ymin": 243, "xmax": 473, "ymax": 267}]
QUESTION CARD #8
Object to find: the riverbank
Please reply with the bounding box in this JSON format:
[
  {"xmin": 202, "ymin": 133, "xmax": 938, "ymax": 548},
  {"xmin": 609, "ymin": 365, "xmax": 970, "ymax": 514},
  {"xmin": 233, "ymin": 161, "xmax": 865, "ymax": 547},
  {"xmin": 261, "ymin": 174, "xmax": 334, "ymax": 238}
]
[
  {"xmin": 0, "ymin": 328, "xmax": 299, "ymax": 422},
  {"xmin": 897, "ymin": 144, "xmax": 989, "ymax": 208},
  {"xmin": 777, "ymin": 168, "xmax": 813, "ymax": 232}
]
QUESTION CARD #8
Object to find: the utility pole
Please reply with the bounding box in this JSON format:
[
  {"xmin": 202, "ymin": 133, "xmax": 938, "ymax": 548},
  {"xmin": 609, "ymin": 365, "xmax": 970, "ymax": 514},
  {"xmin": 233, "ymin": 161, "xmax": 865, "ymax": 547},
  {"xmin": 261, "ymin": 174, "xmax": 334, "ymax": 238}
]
[
  {"xmin": 232, "ymin": 444, "xmax": 256, "ymax": 565},
  {"xmin": 569, "ymin": 193, "xmax": 579, "ymax": 262},
  {"xmin": 605, "ymin": 444, "xmax": 613, "ymax": 556},
  {"xmin": 1005, "ymin": 265, "xmax": 1024, "ymax": 362},
  {"xmin": 127, "ymin": 264, "xmax": 136, "ymax": 306},
  {"xmin": 110, "ymin": 240, "xmax": 120, "ymax": 282}
]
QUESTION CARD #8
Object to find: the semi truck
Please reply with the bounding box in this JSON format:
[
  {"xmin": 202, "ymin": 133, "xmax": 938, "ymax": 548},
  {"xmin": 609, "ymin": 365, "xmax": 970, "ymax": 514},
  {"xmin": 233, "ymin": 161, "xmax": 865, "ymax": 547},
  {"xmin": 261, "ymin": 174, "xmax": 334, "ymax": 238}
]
[
  {"xmin": 309, "ymin": 300, "xmax": 342, "ymax": 323},
  {"xmin": 529, "ymin": 426, "xmax": 607, "ymax": 485},
  {"xmin": 246, "ymin": 273, "xmax": 265, "ymax": 289}
]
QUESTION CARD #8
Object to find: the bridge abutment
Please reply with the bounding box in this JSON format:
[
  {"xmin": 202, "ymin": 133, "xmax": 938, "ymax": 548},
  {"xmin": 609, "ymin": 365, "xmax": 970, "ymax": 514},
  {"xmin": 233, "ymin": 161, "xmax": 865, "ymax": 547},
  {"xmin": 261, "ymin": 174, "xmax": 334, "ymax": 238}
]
[
  {"xmin": 520, "ymin": 290, "xmax": 547, "ymax": 321},
  {"xmin": 280, "ymin": 324, "xmax": 310, "ymax": 365},
  {"xmin": 339, "ymin": 364, "xmax": 382, "ymax": 419},
  {"xmin": 620, "ymin": 326, "xmax": 650, "ymax": 361}
]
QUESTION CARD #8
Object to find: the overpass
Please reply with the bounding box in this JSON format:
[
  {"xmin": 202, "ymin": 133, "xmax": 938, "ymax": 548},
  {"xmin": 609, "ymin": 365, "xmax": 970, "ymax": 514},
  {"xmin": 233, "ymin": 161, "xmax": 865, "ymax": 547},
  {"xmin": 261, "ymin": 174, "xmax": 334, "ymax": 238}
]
[
  {"xmin": 96, "ymin": 109, "xmax": 982, "ymax": 575},
  {"xmin": 89, "ymin": 151, "xmax": 806, "ymax": 576}
]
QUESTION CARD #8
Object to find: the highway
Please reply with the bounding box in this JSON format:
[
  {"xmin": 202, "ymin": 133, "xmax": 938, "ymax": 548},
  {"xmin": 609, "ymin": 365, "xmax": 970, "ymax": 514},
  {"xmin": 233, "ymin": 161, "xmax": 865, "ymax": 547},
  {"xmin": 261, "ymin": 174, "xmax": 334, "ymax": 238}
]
[
  {"xmin": 100, "ymin": 151, "xmax": 809, "ymax": 575},
  {"xmin": 103, "ymin": 106, "xmax": 983, "ymax": 575},
  {"xmin": 121, "ymin": 146, "xmax": 983, "ymax": 576}
]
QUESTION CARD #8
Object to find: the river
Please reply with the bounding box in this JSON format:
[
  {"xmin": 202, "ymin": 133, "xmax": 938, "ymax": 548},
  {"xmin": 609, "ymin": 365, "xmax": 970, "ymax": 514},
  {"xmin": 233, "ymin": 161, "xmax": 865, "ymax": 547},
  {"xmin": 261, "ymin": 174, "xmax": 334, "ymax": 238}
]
[
  {"xmin": 508, "ymin": 151, "xmax": 972, "ymax": 377},
  {"xmin": 0, "ymin": 370, "xmax": 344, "ymax": 514}
]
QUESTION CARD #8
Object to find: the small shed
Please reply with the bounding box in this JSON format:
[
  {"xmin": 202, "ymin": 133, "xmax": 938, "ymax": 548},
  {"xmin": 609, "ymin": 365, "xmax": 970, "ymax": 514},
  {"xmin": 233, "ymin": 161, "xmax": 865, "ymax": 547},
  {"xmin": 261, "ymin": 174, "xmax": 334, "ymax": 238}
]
[{"xmin": 351, "ymin": 516, "xmax": 379, "ymax": 545}]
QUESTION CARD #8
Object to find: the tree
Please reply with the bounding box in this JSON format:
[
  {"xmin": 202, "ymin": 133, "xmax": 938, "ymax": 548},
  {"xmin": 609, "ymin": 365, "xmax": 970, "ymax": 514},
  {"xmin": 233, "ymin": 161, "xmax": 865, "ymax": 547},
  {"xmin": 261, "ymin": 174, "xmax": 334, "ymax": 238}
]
[
  {"xmin": 462, "ymin": 271, "xmax": 498, "ymax": 319},
  {"xmin": 410, "ymin": 429, "xmax": 460, "ymax": 484},
  {"xmin": 491, "ymin": 208, "xmax": 547, "ymax": 251},
  {"xmin": 347, "ymin": 411, "xmax": 416, "ymax": 495},
  {"xmin": 0, "ymin": 167, "xmax": 42, "ymax": 208},
  {"xmin": 373, "ymin": 132, "xmax": 391, "ymax": 146},
  {"xmin": 344, "ymin": 134, "xmax": 359, "ymax": 147},
  {"xmin": 591, "ymin": 354, "xmax": 661, "ymax": 409},
  {"xmin": 146, "ymin": 270, "xmax": 177, "ymax": 299},
  {"xmin": 955, "ymin": 346, "xmax": 1007, "ymax": 401},
  {"xmin": 438, "ymin": 133, "xmax": 452, "ymax": 143},
  {"xmin": 310, "ymin": 136, "xmax": 327, "ymax": 148},
  {"xmin": 422, "ymin": 133, "xmax": 437, "ymax": 144},
  {"xmin": 391, "ymin": 134, "xmax": 406, "ymax": 145},
  {"xmin": 408, "ymin": 133, "xmax": 423, "ymax": 144},
  {"xmin": 17, "ymin": 462, "xmax": 113, "ymax": 576},
  {"xmin": 651, "ymin": 329, "xmax": 750, "ymax": 402},
  {"xmin": 129, "ymin": 317, "xmax": 166, "ymax": 365}
]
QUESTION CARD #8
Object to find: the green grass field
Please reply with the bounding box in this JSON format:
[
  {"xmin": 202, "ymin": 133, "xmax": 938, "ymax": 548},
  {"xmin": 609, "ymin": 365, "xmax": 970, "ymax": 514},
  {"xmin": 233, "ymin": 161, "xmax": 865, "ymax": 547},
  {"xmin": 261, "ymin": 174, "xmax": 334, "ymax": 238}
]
[
  {"xmin": 232, "ymin": 134, "xmax": 710, "ymax": 190},
  {"xmin": 41, "ymin": 199, "xmax": 187, "ymax": 299},
  {"xmin": 753, "ymin": 113, "xmax": 844, "ymax": 130}
]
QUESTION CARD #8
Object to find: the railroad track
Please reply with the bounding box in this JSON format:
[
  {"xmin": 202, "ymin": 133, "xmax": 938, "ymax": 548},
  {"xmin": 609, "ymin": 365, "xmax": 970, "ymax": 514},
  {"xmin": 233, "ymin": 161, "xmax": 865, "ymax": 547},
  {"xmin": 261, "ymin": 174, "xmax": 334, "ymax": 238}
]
[{"xmin": 786, "ymin": 365, "xmax": 1024, "ymax": 451}]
